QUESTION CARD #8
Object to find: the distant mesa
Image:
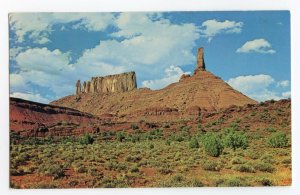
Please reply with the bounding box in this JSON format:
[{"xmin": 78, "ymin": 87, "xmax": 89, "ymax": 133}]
[
  {"xmin": 75, "ymin": 47, "xmax": 207, "ymax": 95},
  {"xmin": 76, "ymin": 72, "xmax": 137, "ymax": 95},
  {"xmin": 52, "ymin": 46, "xmax": 257, "ymax": 121}
]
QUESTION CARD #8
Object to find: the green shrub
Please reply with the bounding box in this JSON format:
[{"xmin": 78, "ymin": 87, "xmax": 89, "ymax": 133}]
[
  {"xmin": 202, "ymin": 160, "xmax": 220, "ymax": 171},
  {"xmin": 158, "ymin": 166, "xmax": 173, "ymax": 175},
  {"xmin": 149, "ymin": 143, "xmax": 154, "ymax": 149},
  {"xmin": 268, "ymin": 132, "xmax": 288, "ymax": 148},
  {"xmin": 130, "ymin": 123, "xmax": 139, "ymax": 130},
  {"xmin": 223, "ymin": 129, "xmax": 248, "ymax": 151},
  {"xmin": 44, "ymin": 164, "xmax": 65, "ymax": 180},
  {"xmin": 231, "ymin": 157, "xmax": 246, "ymax": 165},
  {"xmin": 266, "ymin": 127, "xmax": 277, "ymax": 132},
  {"xmin": 230, "ymin": 122, "xmax": 239, "ymax": 130},
  {"xmin": 226, "ymin": 177, "xmax": 249, "ymax": 187},
  {"xmin": 202, "ymin": 133, "xmax": 223, "ymax": 157},
  {"xmin": 259, "ymin": 178, "xmax": 273, "ymax": 186},
  {"xmin": 254, "ymin": 163, "xmax": 275, "ymax": 173},
  {"xmin": 189, "ymin": 137, "xmax": 199, "ymax": 149},
  {"xmin": 190, "ymin": 178, "xmax": 204, "ymax": 187},
  {"xmin": 68, "ymin": 180, "xmax": 79, "ymax": 187},
  {"xmin": 125, "ymin": 155, "xmax": 142, "ymax": 163},
  {"xmin": 197, "ymin": 124, "xmax": 206, "ymax": 133},
  {"xmin": 79, "ymin": 133, "xmax": 94, "ymax": 145},
  {"xmin": 116, "ymin": 131, "xmax": 126, "ymax": 142},
  {"xmin": 232, "ymin": 164, "xmax": 255, "ymax": 173},
  {"xmin": 260, "ymin": 154, "xmax": 276, "ymax": 164},
  {"xmin": 130, "ymin": 166, "xmax": 139, "ymax": 173}
]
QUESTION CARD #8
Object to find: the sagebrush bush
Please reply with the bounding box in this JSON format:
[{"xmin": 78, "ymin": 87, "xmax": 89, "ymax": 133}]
[
  {"xmin": 44, "ymin": 164, "xmax": 65, "ymax": 180},
  {"xmin": 231, "ymin": 157, "xmax": 245, "ymax": 165},
  {"xmin": 259, "ymin": 178, "xmax": 273, "ymax": 186},
  {"xmin": 116, "ymin": 131, "xmax": 126, "ymax": 142},
  {"xmin": 202, "ymin": 133, "xmax": 223, "ymax": 157},
  {"xmin": 268, "ymin": 132, "xmax": 288, "ymax": 148},
  {"xmin": 130, "ymin": 123, "xmax": 139, "ymax": 130},
  {"xmin": 232, "ymin": 164, "xmax": 255, "ymax": 173},
  {"xmin": 226, "ymin": 177, "xmax": 249, "ymax": 187},
  {"xmin": 254, "ymin": 162, "xmax": 275, "ymax": 173},
  {"xmin": 223, "ymin": 129, "xmax": 248, "ymax": 151},
  {"xmin": 80, "ymin": 133, "xmax": 94, "ymax": 145},
  {"xmin": 202, "ymin": 160, "xmax": 220, "ymax": 171},
  {"xmin": 189, "ymin": 137, "xmax": 199, "ymax": 149}
]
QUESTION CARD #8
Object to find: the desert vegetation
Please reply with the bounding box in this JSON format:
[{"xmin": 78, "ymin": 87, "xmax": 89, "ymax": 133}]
[{"xmin": 10, "ymin": 121, "xmax": 291, "ymax": 188}]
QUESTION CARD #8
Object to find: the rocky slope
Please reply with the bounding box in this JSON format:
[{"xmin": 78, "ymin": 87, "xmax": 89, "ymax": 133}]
[
  {"xmin": 10, "ymin": 97, "xmax": 101, "ymax": 137},
  {"xmin": 51, "ymin": 47, "xmax": 257, "ymax": 122}
]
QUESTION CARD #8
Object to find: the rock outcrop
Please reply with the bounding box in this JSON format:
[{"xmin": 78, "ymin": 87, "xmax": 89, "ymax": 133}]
[
  {"xmin": 76, "ymin": 80, "xmax": 81, "ymax": 95},
  {"xmin": 194, "ymin": 47, "xmax": 206, "ymax": 74},
  {"xmin": 52, "ymin": 46, "xmax": 258, "ymax": 122},
  {"xmin": 10, "ymin": 97, "xmax": 99, "ymax": 137},
  {"xmin": 77, "ymin": 72, "xmax": 137, "ymax": 94}
]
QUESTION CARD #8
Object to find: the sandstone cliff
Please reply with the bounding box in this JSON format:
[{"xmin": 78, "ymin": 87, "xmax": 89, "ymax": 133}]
[
  {"xmin": 10, "ymin": 97, "xmax": 99, "ymax": 137},
  {"xmin": 194, "ymin": 47, "xmax": 206, "ymax": 74},
  {"xmin": 52, "ymin": 47, "xmax": 257, "ymax": 122},
  {"xmin": 76, "ymin": 72, "xmax": 137, "ymax": 95}
]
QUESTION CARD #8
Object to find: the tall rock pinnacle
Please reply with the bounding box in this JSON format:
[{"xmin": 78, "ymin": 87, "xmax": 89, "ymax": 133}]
[
  {"xmin": 76, "ymin": 80, "xmax": 81, "ymax": 95},
  {"xmin": 194, "ymin": 47, "xmax": 206, "ymax": 74}
]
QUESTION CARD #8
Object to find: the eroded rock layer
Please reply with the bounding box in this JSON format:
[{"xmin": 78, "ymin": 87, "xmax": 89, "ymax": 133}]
[{"xmin": 76, "ymin": 72, "xmax": 137, "ymax": 95}]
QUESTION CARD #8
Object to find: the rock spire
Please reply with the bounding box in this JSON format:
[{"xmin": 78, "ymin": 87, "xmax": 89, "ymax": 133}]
[{"xmin": 194, "ymin": 47, "xmax": 206, "ymax": 74}]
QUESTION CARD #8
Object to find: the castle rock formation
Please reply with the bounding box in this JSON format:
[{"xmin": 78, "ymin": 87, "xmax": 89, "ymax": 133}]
[
  {"xmin": 76, "ymin": 72, "xmax": 137, "ymax": 95},
  {"xmin": 194, "ymin": 47, "xmax": 206, "ymax": 74}
]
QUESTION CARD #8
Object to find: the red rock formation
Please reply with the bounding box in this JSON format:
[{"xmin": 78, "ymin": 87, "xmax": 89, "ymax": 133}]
[
  {"xmin": 194, "ymin": 47, "xmax": 206, "ymax": 74},
  {"xmin": 52, "ymin": 46, "xmax": 257, "ymax": 122},
  {"xmin": 10, "ymin": 97, "xmax": 100, "ymax": 137},
  {"xmin": 77, "ymin": 72, "xmax": 137, "ymax": 94}
]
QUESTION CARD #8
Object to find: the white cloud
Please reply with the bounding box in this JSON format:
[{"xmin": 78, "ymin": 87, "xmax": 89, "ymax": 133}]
[
  {"xmin": 10, "ymin": 73, "xmax": 28, "ymax": 91},
  {"xmin": 9, "ymin": 47, "xmax": 24, "ymax": 60},
  {"xmin": 277, "ymin": 80, "xmax": 289, "ymax": 87},
  {"xmin": 10, "ymin": 92, "xmax": 50, "ymax": 104},
  {"xmin": 16, "ymin": 47, "xmax": 72, "ymax": 74},
  {"xmin": 282, "ymin": 91, "xmax": 291, "ymax": 98},
  {"xmin": 200, "ymin": 19, "xmax": 243, "ymax": 42},
  {"xmin": 76, "ymin": 13, "xmax": 199, "ymax": 81},
  {"xmin": 236, "ymin": 38, "xmax": 276, "ymax": 54},
  {"xmin": 9, "ymin": 13, "xmax": 200, "ymax": 101},
  {"xmin": 12, "ymin": 48, "xmax": 75, "ymax": 97},
  {"xmin": 227, "ymin": 74, "xmax": 289, "ymax": 101},
  {"xmin": 142, "ymin": 65, "xmax": 190, "ymax": 89},
  {"xmin": 9, "ymin": 13, "xmax": 115, "ymax": 44}
]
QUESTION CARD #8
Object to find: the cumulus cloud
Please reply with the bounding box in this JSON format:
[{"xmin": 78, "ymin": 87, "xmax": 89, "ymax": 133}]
[
  {"xmin": 236, "ymin": 38, "xmax": 276, "ymax": 54},
  {"xmin": 10, "ymin": 73, "xmax": 29, "ymax": 91},
  {"xmin": 282, "ymin": 91, "xmax": 291, "ymax": 98},
  {"xmin": 277, "ymin": 80, "xmax": 289, "ymax": 87},
  {"xmin": 10, "ymin": 92, "xmax": 50, "ymax": 103},
  {"xmin": 9, "ymin": 47, "xmax": 24, "ymax": 60},
  {"xmin": 9, "ymin": 13, "xmax": 115, "ymax": 44},
  {"xmin": 76, "ymin": 13, "xmax": 199, "ymax": 80},
  {"xmin": 142, "ymin": 65, "xmax": 190, "ymax": 89},
  {"xmin": 11, "ymin": 48, "xmax": 75, "ymax": 97},
  {"xmin": 10, "ymin": 13, "xmax": 201, "ymax": 102},
  {"xmin": 227, "ymin": 74, "xmax": 290, "ymax": 101},
  {"xmin": 200, "ymin": 19, "xmax": 243, "ymax": 42}
]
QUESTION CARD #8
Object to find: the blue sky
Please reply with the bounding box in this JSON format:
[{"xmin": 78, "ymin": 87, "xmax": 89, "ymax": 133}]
[{"xmin": 9, "ymin": 11, "xmax": 290, "ymax": 103}]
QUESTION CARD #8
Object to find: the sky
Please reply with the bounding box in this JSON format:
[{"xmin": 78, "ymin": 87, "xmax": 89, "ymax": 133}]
[{"xmin": 9, "ymin": 11, "xmax": 291, "ymax": 103}]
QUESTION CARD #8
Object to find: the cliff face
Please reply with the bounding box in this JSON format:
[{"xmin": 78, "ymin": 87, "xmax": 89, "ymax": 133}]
[
  {"xmin": 76, "ymin": 72, "xmax": 137, "ymax": 95},
  {"xmin": 10, "ymin": 97, "xmax": 99, "ymax": 137},
  {"xmin": 52, "ymin": 47, "xmax": 258, "ymax": 122}
]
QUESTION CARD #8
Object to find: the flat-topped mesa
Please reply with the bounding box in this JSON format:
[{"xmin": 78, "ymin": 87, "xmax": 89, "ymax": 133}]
[
  {"xmin": 76, "ymin": 71, "xmax": 137, "ymax": 95},
  {"xmin": 194, "ymin": 47, "xmax": 206, "ymax": 74}
]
